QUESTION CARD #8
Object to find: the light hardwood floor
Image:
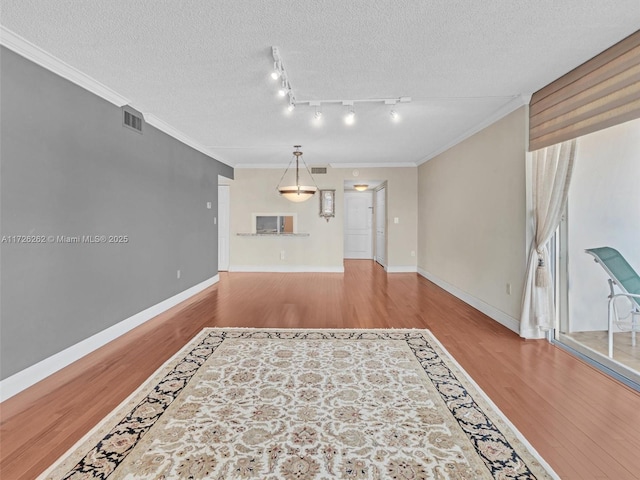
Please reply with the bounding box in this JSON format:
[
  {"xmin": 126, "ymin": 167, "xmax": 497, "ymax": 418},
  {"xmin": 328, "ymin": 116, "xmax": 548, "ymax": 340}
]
[{"xmin": 1, "ymin": 260, "xmax": 640, "ymax": 479}]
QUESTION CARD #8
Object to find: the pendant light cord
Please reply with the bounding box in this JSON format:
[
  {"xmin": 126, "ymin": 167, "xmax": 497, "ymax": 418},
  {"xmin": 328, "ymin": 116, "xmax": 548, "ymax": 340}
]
[{"xmin": 275, "ymin": 148, "xmax": 320, "ymax": 191}]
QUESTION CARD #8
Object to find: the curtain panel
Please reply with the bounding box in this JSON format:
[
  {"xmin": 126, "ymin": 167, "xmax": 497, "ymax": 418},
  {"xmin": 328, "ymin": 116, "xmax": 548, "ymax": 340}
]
[{"xmin": 520, "ymin": 140, "xmax": 576, "ymax": 339}]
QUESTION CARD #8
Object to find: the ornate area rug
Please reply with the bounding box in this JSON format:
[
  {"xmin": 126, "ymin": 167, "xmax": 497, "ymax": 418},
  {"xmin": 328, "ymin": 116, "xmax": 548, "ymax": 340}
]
[{"xmin": 39, "ymin": 329, "xmax": 559, "ymax": 479}]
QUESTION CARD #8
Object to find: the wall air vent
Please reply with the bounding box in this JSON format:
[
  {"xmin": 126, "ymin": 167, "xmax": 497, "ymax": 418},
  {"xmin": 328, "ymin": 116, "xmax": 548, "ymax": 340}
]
[
  {"xmin": 122, "ymin": 106, "xmax": 144, "ymax": 133},
  {"xmin": 311, "ymin": 167, "xmax": 328, "ymax": 174}
]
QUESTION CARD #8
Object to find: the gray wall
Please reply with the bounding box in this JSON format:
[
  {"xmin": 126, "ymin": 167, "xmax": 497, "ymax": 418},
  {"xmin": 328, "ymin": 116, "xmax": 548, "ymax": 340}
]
[{"xmin": 0, "ymin": 47, "xmax": 233, "ymax": 379}]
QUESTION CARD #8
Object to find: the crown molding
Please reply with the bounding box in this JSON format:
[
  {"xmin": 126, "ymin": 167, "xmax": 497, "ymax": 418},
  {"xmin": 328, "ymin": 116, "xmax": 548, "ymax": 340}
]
[
  {"xmin": 144, "ymin": 114, "xmax": 233, "ymax": 167},
  {"xmin": 329, "ymin": 162, "xmax": 417, "ymax": 168},
  {"xmin": 0, "ymin": 26, "xmax": 234, "ymax": 169},
  {"xmin": 416, "ymin": 94, "xmax": 529, "ymax": 165},
  {"xmin": 234, "ymin": 161, "xmax": 417, "ymax": 169},
  {"xmin": 233, "ymin": 163, "xmax": 294, "ymax": 169},
  {"xmin": 0, "ymin": 26, "xmax": 130, "ymax": 106}
]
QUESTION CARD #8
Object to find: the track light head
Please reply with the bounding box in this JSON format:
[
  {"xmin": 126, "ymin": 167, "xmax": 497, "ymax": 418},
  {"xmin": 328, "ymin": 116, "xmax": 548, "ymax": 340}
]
[
  {"xmin": 270, "ymin": 61, "xmax": 281, "ymax": 80},
  {"xmin": 344, "ymin": 109, "xmax": 355, "ymax": 125}
]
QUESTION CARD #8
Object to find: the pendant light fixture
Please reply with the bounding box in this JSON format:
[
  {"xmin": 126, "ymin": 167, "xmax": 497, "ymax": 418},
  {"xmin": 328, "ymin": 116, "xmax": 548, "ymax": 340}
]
[{"xmin": 276, "ymin": 146, "xmax": 318, "ymax": 202}]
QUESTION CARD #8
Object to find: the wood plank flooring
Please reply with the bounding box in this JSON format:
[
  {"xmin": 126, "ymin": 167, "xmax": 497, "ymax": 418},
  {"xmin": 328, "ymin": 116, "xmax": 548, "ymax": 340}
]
[{"xmin": 1, "ymin": 260, "xmax": 640, "ymax": 479}]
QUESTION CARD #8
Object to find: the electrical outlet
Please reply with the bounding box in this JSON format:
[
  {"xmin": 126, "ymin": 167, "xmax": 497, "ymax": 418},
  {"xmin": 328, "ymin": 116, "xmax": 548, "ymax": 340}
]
[
  {"xmin": 506, "ymin": 283, "xmax": 511, "ymax": 295},
  {"xmin": 177, "ymin": 270, "xmax": 181, "ymax": 279},
  {"xmin": 280, "ymin": 250, "xmax": 285, "ymax": 260},
  {"xmin": 206, "ymin": 202, "xmax": 212, "ymax": 209},
  {"xmin": 411, "ymin": 250, "xmax": 416, "ymax": 257},
  {"xmin": 394, "ymin": 217, "xmax": 399, "ymax": 224}
]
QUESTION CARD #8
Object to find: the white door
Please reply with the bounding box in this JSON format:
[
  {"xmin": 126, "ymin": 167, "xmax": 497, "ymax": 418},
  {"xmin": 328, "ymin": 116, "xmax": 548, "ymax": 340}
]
[
  {"xmin": 344, "ymin": 191, "xmax": 373, "ymax": 259},
  {"xmin": 375, "ymin": 187, "xmax": 386, "ymax": 267},
  {"xmin": 218, "ymin": 185, "xmax": 230, "ymax": 271}
]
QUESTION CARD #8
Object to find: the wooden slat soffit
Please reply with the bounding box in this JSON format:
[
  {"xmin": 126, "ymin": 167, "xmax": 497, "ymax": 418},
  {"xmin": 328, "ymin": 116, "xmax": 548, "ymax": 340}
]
[{"xmin": 529, "ymin": 30, "xmax": 640, "ymax": 151}]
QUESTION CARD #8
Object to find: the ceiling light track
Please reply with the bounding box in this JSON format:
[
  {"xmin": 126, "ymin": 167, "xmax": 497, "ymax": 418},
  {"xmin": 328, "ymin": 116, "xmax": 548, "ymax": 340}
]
[{"xmin": 295, "ymin": 96, "xmax": 412, "ymax": 106}]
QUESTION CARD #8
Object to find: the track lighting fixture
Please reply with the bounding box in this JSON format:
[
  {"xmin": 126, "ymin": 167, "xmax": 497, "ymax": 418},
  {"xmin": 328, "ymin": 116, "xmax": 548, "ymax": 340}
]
[
  {"xmin": 270, "ymin": 46, "xmax": 411, "ymax": 124},
  {"xmin": 278, "ymin": 80, "xmax": 288, "ymax": 97},
  {"xmin": 270, "ymin": 61, "xmax": 281, "ymax": 80},
  {"xmin": 344, "ymin": 109, "xmax": 355, "ymax": 125}
]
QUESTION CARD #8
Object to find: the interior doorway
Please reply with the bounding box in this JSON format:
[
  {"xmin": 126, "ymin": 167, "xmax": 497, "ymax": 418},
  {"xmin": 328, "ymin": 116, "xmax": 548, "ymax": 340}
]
[
  {"xmin": 343, "ymin": 180, "xmax": 385, "ymax": 264},
  {"xmin": 375, "ymin": 185, "xmax": 387, "ymax": 268},
  {"xmin": 218, "ymin": 184, "xmax": 230, "ymax": 271},
  {"xmin": 344, "ymin": 191, "xmax": 373, "ymax": 259}
]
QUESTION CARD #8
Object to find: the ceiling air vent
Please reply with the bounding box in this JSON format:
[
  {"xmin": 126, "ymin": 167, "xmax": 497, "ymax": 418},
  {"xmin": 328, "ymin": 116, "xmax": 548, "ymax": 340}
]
[
  {"xmin": 122, "ymin": 106, "xmax": 144, "ymax": 133},
  {"xmin": 311, "ymin": 167, "xmax": 328, "ymax": 174}
]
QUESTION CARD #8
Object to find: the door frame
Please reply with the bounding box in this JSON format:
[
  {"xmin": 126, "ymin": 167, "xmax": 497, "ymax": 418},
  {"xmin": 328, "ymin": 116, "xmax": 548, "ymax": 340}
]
[
  {"xmin": 374, "ymin": 182, "xmax": 388, "ymax": 268},
  {"xmin": 218, "ymin": 184, "xmax": 230, "ymax": 271}
]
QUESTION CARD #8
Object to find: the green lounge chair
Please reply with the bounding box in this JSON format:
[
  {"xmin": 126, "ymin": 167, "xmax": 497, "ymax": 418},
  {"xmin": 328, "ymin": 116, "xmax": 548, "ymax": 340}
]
[{"xmin": 585, "ymin": 247, "xmax": 640, "ymax": 358}]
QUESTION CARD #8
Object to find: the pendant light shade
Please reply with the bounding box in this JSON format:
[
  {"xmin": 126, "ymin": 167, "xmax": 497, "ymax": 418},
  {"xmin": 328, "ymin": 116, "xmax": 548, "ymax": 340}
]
[
  {"xmin": 277, "ymin": 146, "xmax": 318, "ymax": 202},
  {"xmin": 278, "ymin": 186, "xmax": 317, "ymax": 202}
]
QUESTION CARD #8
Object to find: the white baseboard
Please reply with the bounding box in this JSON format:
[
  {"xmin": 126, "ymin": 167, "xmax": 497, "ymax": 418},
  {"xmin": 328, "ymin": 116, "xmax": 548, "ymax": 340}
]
[
  {"xmin": 385, "ymin": 266, "xmax": 418, "ymax": 273},
  {"xmin": 229, "ymin": 265, "xmax": 344, "ymax": 273},
  {"xmin": 0, "ymin": 275, "xmax": 219, "ymax": 402},
  {"xmin": 417, "ymin": 268, "xmax": 520, "ymax": 334}
]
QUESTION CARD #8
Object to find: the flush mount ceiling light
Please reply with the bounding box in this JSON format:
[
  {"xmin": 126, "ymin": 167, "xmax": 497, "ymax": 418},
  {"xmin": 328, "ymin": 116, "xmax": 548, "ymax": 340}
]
[
  {"xmin": 276, "ymin": 146, "xmax": 318, "ymax": 202},
  {"xmin": 353, "ymin": 184, "xmax": 369, "ymax": 191}
]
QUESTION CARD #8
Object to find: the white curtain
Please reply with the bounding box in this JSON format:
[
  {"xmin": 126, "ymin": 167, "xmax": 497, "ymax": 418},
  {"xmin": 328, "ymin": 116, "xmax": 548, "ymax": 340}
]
[{"xmin": 520, "ymin": 139, "xmax": 576, "ymax": 339}]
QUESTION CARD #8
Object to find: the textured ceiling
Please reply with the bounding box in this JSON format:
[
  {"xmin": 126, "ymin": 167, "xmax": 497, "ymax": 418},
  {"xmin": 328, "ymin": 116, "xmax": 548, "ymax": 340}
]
[{"xmin": 1, "ymin": 1, "xmax": 639, "ymax": 167}]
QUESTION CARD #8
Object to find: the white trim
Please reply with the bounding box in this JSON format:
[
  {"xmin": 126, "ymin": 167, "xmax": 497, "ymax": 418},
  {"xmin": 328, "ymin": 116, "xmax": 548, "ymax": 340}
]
[
  {"xmin": 0, "ymin": 275, "xmax": 219, "ymax": 402},
  {"xmin": 233, "ymin": 163, "xmax": 295, "ymax": 169},
  {"xmin": 0, "ymin": 26, "xmax": 129, "ymax": 106},
  {"xmin": 330, "ymin": 162, "xmax": 417, "ymax": 168},
  {"xmin": 417, "ymin": 268, "xmax": 520, "ymax": 333},
  {"xmin": 0, "ymin": 27, "xmax": 234, "ymax": 169},
  {"xmin": 229, "ymin": 265, "xmax": 344, "ymax": 273},
  {"xmin": 385, "ymin": 266, "xmax": 418, "ymax": 273},
  {"xmin": 416, "ymin": 95, "xmax": 529, "ymax": 165},
  {"xmin": 233, "ymin": 162, "xmax": 418, "ymax": 169},
  {"xmin": 145, "ymin": 114, "xmax": 233, "ymax": 168}
]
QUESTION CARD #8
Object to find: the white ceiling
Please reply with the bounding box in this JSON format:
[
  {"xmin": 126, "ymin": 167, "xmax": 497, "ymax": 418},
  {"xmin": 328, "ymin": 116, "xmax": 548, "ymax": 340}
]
[{"xmin": 1, "ymin": 1, "xmax": 638, "ymax": 168}]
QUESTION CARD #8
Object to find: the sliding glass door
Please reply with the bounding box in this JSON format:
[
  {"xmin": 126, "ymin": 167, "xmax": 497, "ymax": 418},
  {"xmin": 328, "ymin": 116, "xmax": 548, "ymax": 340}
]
[{"xmin": 554, "ymin": 118, "xmax": 640, "ymax": 387}]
